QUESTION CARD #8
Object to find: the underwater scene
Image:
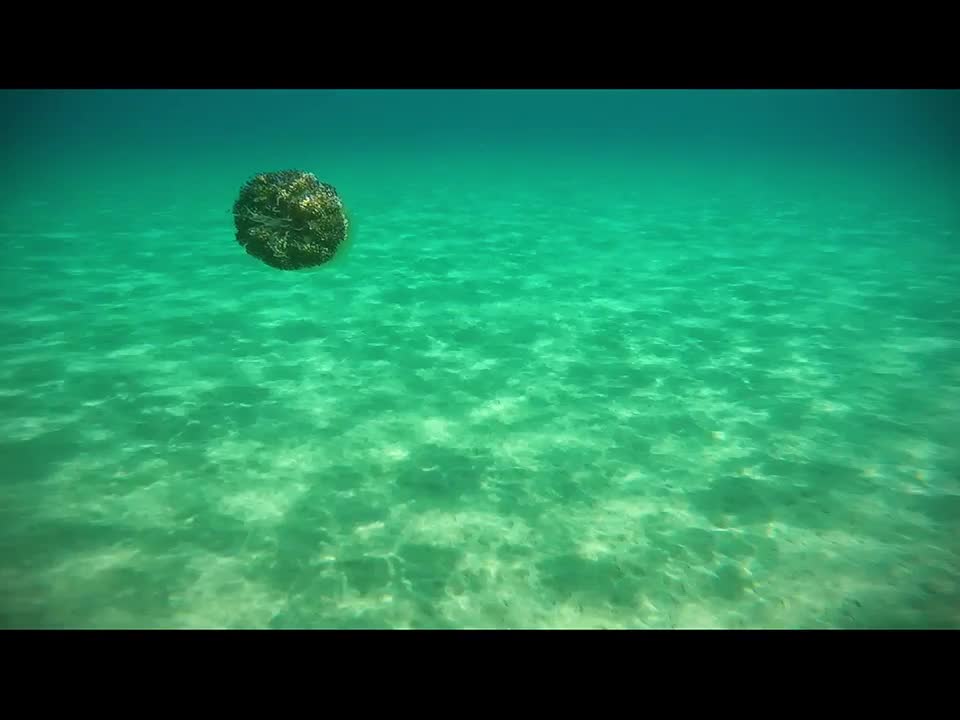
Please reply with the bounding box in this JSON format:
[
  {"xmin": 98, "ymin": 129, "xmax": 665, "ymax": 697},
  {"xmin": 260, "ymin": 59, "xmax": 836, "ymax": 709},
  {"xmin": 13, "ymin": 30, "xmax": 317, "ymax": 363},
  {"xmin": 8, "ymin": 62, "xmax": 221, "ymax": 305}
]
[{"xmin": 1, "ymin": 89, "xmax": 958, "ymax": 629}]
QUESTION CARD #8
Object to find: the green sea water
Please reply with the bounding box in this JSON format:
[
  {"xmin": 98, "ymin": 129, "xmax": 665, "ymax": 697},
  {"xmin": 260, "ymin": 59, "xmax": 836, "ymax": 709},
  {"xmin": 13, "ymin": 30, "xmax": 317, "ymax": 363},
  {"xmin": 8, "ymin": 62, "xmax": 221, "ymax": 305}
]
[{"xmin": 1, "ymin": 89, "xmax": 958, "ymax": 629}]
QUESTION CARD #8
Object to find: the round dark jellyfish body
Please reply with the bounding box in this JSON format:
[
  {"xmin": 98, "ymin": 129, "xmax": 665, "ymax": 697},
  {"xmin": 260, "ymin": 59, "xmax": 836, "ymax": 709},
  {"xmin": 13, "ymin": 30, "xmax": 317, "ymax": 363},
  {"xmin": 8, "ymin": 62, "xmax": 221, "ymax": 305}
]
[{"xmin": 232, "ymin": 169, "xmax": 350, "ymax": 270}]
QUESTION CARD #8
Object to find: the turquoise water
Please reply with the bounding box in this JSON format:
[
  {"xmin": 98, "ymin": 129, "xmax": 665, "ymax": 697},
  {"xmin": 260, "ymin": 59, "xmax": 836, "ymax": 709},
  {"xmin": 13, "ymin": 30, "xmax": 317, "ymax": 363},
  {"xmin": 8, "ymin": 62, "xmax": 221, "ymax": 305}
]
[{"xmin": 1, "ymin": 90, "xmax": 958, "ymax": 629}]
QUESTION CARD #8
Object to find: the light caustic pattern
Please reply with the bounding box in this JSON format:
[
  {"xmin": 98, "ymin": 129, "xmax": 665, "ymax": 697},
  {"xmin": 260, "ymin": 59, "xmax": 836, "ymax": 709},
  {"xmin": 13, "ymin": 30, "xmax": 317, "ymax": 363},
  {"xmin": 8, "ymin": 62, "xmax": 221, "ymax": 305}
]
[{"xmin": 0, "ymin": 165, "xmax": 958, "ymax": 629}]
